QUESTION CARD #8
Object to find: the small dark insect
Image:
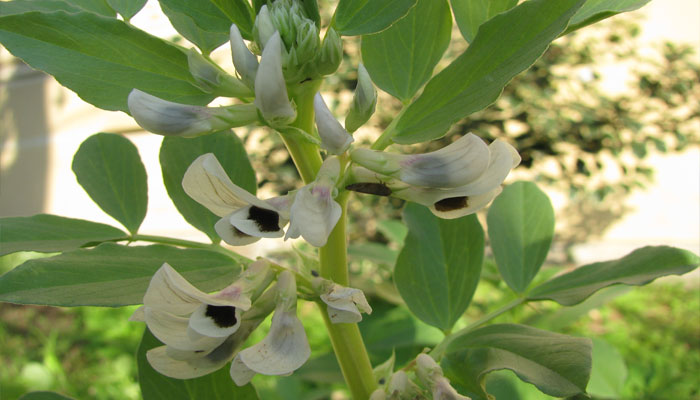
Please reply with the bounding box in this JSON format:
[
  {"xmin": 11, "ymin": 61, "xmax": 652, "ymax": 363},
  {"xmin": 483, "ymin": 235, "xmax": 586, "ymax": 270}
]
[
  {"xmin": 378, "ymin": 378, "xmax": 386, "ymax": 385},
  {"xmin": 434, "ymin": 196, "xmax": 469, "ymax": 212},
  {"xmin": 346, "ymin": 182, "xmax": 392, "ymax": 196},
  {"xmin": 311, "ymin": 269, "xmax": 319, "ymax": 277}
]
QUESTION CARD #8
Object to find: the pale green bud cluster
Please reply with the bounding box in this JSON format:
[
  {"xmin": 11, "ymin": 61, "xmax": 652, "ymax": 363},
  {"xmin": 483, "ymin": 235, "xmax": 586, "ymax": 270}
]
[{"xmin": 253, "ymin": 0, "xmax": 342, "ymax": 82}]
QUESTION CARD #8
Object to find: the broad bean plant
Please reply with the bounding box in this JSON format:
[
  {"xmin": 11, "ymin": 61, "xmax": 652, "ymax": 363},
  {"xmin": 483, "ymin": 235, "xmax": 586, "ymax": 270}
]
[{"xmin": 0, "ymin": 0, "xmax": 697, "ymax": 399}]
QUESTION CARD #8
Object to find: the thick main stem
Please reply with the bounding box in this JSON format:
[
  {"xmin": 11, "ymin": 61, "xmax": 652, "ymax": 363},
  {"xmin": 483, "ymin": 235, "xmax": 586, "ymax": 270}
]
[{"xmin": 285, "ymin": 81, "xmax": 377, "ymax": 399}]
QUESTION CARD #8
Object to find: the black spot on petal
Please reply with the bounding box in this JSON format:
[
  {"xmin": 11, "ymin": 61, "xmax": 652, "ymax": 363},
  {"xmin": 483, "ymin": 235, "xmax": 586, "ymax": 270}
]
[
  {"xmin": 205, "ymin": 305, "xmax": 238, "ymax": 328},
  {"xmin": 248, "ymin": 206, "xmax": 280, "ymax": 232},
  {"xmin": 346, "ymin": 182, "xmax": 391, "ymax": 196},
  {"xmin": 434, "ymin": 196, "xmax": 469, "ymax": 212}
]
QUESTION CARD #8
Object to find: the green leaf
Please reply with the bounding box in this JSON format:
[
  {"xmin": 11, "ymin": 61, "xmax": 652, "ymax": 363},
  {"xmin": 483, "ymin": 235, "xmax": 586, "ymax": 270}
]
[
  {"xmin": 392, "ymin": 0, "xmax": 586, "ymax": 144},
  {"xmin": 0, "ymin": 1, "xmax": 82, "ymax": 16},
  {"xmin": 528, "ymin": 246, "xmax": 700, "ymax": 305},
  {"xmin": 587, "ymin": 338, "xmax": 627, "ymax": 399},
  {"xmin": 160, "ymin": 130, "xmax": 256, "ymax": 242},
  {"xmin": 18, "ymin": 392, "xmax": 75, "ymax": 400},
  {"xmin": 210, "ymin": 0, "xmax": 254, "ymax": 40},
  {"xmin": 564, "ymin": 0, "xmax": 651, "ymax": 35},
  {"xmin": 301, "ymin": 0, "xmax": 320, "ymax": 27},
  {"xmin": 159, "ymin": 1, "xmax": 229, "ymax": 55},
  {"xmin": 72, "ymin": 133, "xmax": 148, "ymax": 234},
  {"xmin": 361, "ymin": 0, "xmax": 451, "ymax": 102},
  {"xmin": 376, "ymin": 219, "xmax": 407, "ymax": 245},
  {"xmin": 394, "ymin": 203, "xmax": 484, "ymax": 331},
  {"xmin": 0, "ymin": 243, "xmax": 242, "ymax": 306},
  {"xmin": 0, "ymin": 214, "xmax": 126, "ymax": 256},
  {"xmin": 333, "ymin": 0, "xmax": 417, "ymax": 36},
  {"xmin": 138, "ymin": 329, "xmax": 260, "ymax": 400},
  {"xmin": 487, "ymin": 181, "xmax": 555, "ymax": 294},
  {"xmin": 450, "ymin": 0, "xmax": 518, "ymax": 43},
  {"xmin": 0, "ymin": 11, "xmax": 213, "ymax": 112},
  {"xmin": 64, "ymin": 0, "xmax": 115, "ymax": 16},
  {"xmin": 105, "ymin": 0, "xmax": 146, "ymax": 20},
  {"xmin": 444, "ymin": 324, "xmax": 592, "ymax": 398}
]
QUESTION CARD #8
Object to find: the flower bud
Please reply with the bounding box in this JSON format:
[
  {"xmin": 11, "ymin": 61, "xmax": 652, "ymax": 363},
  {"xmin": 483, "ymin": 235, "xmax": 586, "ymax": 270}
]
[
  {"xmin": 253, "ymin": 5, "xmax": 275, "ymax": 49},
  {"xmin": 127, "ymin": 89, "xmax": 259, "ymax": 137},
  {"xmin": 187, "ymin": 48, "xmax": 252, "ymax": 98},
  {"xmin": 345, "ymin": 63, "xmax": 377, "ymax": 132},
  {"xmin": 415, "ymin": 353, "xmax": 442, "ymax": 387},
  {"xmin": 254, "ymin": 31, "xmax": 296, "ymax": 125},
  {"xmin": 316, "ymin": 28, "xmax": 342, "ymax": 76},
  {"xmin": 314, "ymin": 93, "xmax": 354, "ymax": 154},
  {"xmin": 230, "ymin": 24, "xmax": 259, "ymax": 89}
]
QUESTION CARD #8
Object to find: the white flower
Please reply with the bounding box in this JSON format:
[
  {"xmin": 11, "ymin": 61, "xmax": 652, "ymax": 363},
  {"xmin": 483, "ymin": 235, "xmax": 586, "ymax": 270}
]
[
  {"xmin": 183, "ymin": 153, "xmax": 291, "ymax": 245},
  {"xmin": 415, "ymin": 354, "xmax": 470, "ymax": 400},
  {"xmin": 130, "ymin": 263, "xmax": 254, "ymax": 379},
  {"xmin": 351, "ymin": 133, "xmax": 491, "ymax": 188},
  {"xmin": 230, "ymin": 24, "xmax": 259, "ymax": 88},
  {"xmin": 285, "ymin": 157, "xmax": 342, "ymax": 247},
  {"xmin": 314, "ymin": 92, "xmax": 354, "ymax": 154},
  {"xmin": 348, "ymin": 137, "xmax": 520, "ymax": 219},
  {"xmin": 229, "ymin": 270, "xmax": 310, "ymax": 385},
  {"xmin": 127, "ymin": 89, "xmax": 258, "ymax": 137},
  {"xmin": 254, "ymin": 31, "xmax": 296, "ymax": 126},
  {"xmin": 319, "ymin": 282, "xmax": 372, "ymax": 323}
]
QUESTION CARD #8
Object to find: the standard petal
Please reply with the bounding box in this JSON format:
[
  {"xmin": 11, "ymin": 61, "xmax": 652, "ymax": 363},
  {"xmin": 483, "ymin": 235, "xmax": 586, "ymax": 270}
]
[
  {"xmin": 144, "ymin": 308, "xmax": 226, "ymax": 351},
  {"xmin": 398, "ymin": 133, "xmax": 490, "ymax": 188},
  {"xmin": 143, "ymin": 263, "xmax": 245, "ymax": 315},
  {"xmin": 127, "ymin": 89, "xmax": 214, "ymax": 136},
  {"xmin": 445, "ymin": 139, "xmax": 520, "ymax": 196},
  {"xmin": 188, "ymin": 303, "xmax": 242, "ymax": 338},
  {"xmin": 254, "ymin": 31, "xmax": 296, "ymax": 125},
  {"xmin": 237, "ymin": 309, "xmax": 310, "ymax": 376},
  {"xmin": 314, "ymin": 92, "xmax": 354, "ymax": 154},
  {"xmin": 182, "ymin": 153, "xmax": 261, "ymax": 216}
]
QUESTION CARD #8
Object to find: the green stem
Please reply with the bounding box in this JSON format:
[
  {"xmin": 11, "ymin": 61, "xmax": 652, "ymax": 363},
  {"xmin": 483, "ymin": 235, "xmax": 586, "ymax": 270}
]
[
  {"xmin": 430, "ymin": 297, "xmax": 525, "ymax": 360},
  {"xmin": 370, "ymin": 106, "xmax": 408, "ymax": 151},
  {"xmin": 283, "ymin": 82, "xmax": 377, "ymax": 399}
]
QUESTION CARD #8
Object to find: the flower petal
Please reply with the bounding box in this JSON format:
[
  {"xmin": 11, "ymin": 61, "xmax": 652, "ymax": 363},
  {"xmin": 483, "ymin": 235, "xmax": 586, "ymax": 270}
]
[
  {"xmin": 399, "ymin": 133, "xmax": 490, "ymax": 188},
  {"xmin": 230, "ymin": 24, "xmax": 259, "ymax": 87},
  {"xmin": 127, "ymin": 89, "xmax": 214, "ymax": 137},
  {"xmin": 237, "ymin": 309, "xmax": 310, "ymax": 376},
  {"xmin": 188, "ymin": 303, "xmax": 242, "ymax": 338},
  {"xmin": 428, "ymin": 187, "xmax": 502, "ymax": 219},
  {"xmin": 254, "ymin": 31, "xmax": 296, "ymax": 125},
  {"xmin": 143, "ymin": 263, "xmax": 247, "ymax": 315},
  {"xmin": 229, "ymin": 354, "xmax": 257, "ymax": 386},
  {"xmin": 286, "ymin": 185, "xmax": 341, "ymax": 247},
  {"xmin": 146, "ymin": 339, "xmax": 235, "ymax": 379},
  {"xmin": 314, "ymin": 92, "xmax": 354, "ymax": 154},
  {"xmin": 321, "ymin": 285, "xmax": 372, "ymax": 324},
  {"xmin": 144, "ymin": 308, "xmax": 226, "ymax": 351},
  {"xmin": 433, "ymin": 376, "xmax": 472, "ymax": 400},
  {"xmin": 229, "ymin": 205, "xmax": 286, "ymax": 238},
  {"xmin": 215, "ymin": 215, "xmax": 263, "ymax": 246},
  {"xmin": 182, "ymin": 153, "xmax": 264, "ymax": 217},
  {"xmin": 443, "ymin": 139, "xmax": 519, "ymax": 196}
]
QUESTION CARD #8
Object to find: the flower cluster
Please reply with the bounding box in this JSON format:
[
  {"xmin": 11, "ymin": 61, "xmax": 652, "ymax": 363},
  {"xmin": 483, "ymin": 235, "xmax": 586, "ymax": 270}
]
[
  {"xmin": 370, "ymin": 354, "xmax": 470, "ymax": 400},
  {"xmin": 348, "ymin": 133, "xmax": 521, "ymax": 218},
  {"xmin": 183, "ymin": 153, "xmax": 342, "ymax": 247},
  {"xmin": 132, "ymin": 259, "xmax": 372, "ymax": 383}
]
